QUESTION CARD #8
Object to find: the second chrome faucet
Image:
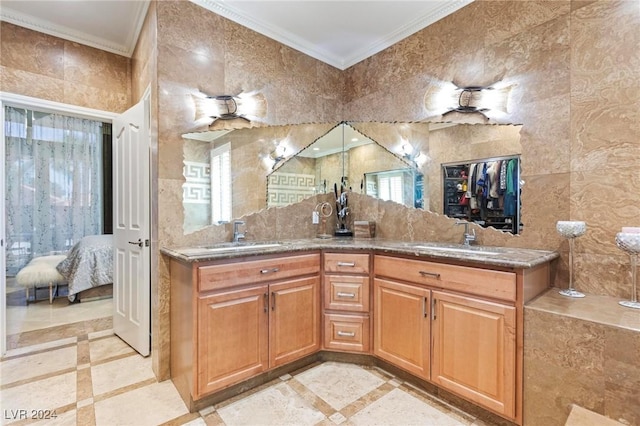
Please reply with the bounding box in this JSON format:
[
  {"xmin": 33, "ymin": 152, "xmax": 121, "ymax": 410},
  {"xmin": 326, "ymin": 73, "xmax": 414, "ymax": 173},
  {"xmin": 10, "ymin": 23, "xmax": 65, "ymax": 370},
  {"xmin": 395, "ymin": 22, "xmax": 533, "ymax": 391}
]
[
  {"xmin": 455, "ymin": 220, "xmax": 476, "ymax": 246},
  {"xmin": 232, "ymin": 220, "xmax": 246, "ymax": 243}
]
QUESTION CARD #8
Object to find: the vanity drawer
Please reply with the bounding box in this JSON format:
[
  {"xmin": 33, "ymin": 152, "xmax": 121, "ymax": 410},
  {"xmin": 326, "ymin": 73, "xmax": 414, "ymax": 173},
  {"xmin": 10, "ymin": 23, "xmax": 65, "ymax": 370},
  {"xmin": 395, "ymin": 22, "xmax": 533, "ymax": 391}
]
[
  {"xmin": 198, "ymin": 253, "xmax": 320, "ymax": 292},
  {"xmin": 374, "ymin": 255, "xmax": 516, "ymax": 302},
  {"xmin": 323, "ymin": 313, "xmax": 370, "ymax": 353},
  {"xmin": 324, "ymin": 275, "xmax": 370, "ymax": 312},
  {"xmin": 324, "ymin": 253, "xmax": 370, "ymax": 274}
]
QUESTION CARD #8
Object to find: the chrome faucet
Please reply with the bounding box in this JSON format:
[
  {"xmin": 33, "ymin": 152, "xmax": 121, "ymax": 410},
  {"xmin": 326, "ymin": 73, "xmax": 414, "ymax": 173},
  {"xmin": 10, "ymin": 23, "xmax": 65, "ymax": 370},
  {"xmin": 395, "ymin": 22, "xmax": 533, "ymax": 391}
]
[
  {"xmin": 455, "ymin": 220, "xmax": 476, "ymax": 246},
  {"xmin": 232, "ymin": 220, "xmax": 246, "ymax": 243}
]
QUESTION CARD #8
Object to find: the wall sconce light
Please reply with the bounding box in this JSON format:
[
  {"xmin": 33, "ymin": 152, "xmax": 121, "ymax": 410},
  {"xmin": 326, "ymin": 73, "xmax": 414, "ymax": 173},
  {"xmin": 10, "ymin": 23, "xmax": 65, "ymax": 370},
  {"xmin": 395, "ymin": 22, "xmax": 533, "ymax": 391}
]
[
  {"xmin": 269, "ymin": 144, "xmax": 288, "ymax": 170},
  {"xmin": 400, "ymin": 142, "xmax": 427, "ymax": 167},
  {"xmin": 426, "ymin": 81, "xmax": 513, "ymax": 119},
  {"xmin": 207, "ymin": 95, "xmax": 249, "ymax": 123},
  {"xmin": 194, "ymin": 91, "xmax": 267, "ymax": 125}
]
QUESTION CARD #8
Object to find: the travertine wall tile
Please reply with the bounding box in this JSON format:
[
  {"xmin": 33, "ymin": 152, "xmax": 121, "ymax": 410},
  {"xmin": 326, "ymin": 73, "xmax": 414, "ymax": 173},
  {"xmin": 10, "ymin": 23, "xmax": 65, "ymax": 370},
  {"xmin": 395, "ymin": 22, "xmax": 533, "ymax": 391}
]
[
  {"xmin": 131, "ymin": 1, "xmax": 155, "ymax": 102},
  {"xmin": 515, "ymin": 95, "xmax": 571, "ymax": 176},
  {"xmin": 524, "ymin": 308, "xmax": 607, "ymax": 426},
  {"xmin": 482, "ymin": 1, "xmax": 570, "ymax": 46},
  {"xmin": 63, "ymin": 42, "xmax": 130, "ymax": 93},
  {"xmin": 63, "ymin": 80, "xmax": 129, "ymax": 112},
  {"xmin": 0, "ymin": 22, "xmax": 64, "ymax": 79},
  {"xmin": 0, "ymin": 22, "xmax": 131, "ymax": 112},
  {"xmin": 603, "ymin": 326, "xmax": 640, "ymax": 423},
  {"xmin": 571, "ymin": 168, "xmax": 640, "ymax": 257},
  {"xmin": 524, "ymin": 303, "xmax": 640, "ymax": 426},
  {"xmin": 0, "ymin": 66, "xmax": 65, "ymax": 102}
]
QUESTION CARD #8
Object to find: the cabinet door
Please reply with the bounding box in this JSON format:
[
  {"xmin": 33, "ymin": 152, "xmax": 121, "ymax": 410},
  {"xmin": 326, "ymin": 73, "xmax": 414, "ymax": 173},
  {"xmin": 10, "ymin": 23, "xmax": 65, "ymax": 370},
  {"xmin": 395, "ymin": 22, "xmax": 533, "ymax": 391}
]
[
  {"xmin": 373, "ymin": 278, "xmax": 430, "ymax": 380},
  {"xmin": 197, "ymin": 285, "xmax": 269, "ymax": 397},
  {"xmin": 269, "ymin": 276, "xmax": 320, "ymax": 367},
  {"xmin": 431, "ymin": 291, "xmax": 516, "ymax": 418}
]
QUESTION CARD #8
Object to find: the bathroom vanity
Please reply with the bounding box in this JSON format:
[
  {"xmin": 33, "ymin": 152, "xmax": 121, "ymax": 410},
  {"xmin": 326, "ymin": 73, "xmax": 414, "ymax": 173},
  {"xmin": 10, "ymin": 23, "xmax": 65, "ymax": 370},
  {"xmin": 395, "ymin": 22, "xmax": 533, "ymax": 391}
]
[{"xmin": 163, "ymin": 240, "xmax": 557, "ymax": 425}]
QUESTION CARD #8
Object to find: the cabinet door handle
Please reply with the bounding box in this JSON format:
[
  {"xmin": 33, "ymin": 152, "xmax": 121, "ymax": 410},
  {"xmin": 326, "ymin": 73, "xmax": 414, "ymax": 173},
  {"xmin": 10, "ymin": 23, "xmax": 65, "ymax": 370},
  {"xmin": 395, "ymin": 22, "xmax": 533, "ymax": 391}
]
[
  {"xmin": 432, "ymin": 298, "xmax": 437, "ymax": 320},
  {"xmin": 423, "ymin": 297, "xmax": 428, "ymax": 318},
  {"xmin": 263, "ymin": 292, "xmax": 268, "ymax": 313},
  {"xmin": 337, "ymin": 331, "xmax": 355, "ymax": 337},
  {"xmin": 337, "ymin": 261, "xmax": 356, "ymax": 267},
  {"xmin": 336, "ymin": 292, "xmax": 356, "ymax": 298},
  {"xmin": 419, "ymin": 270, "xmax": 441, "ymax": 279},
  {"xmin": 271, "ymin": 292, "xmax": 276, "ymax": 311},
  {"xmin": 260, "ymin": 267, "xmax": 280, "ymax": 274}
]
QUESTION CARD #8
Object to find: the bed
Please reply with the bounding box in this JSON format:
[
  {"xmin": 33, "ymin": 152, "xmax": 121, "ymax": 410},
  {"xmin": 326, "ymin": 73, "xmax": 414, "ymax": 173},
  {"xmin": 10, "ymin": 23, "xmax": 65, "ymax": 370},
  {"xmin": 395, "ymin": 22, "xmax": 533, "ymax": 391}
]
[{"xmin": 56, "ymin": 234, "xmax": 113, "ymax": 301}]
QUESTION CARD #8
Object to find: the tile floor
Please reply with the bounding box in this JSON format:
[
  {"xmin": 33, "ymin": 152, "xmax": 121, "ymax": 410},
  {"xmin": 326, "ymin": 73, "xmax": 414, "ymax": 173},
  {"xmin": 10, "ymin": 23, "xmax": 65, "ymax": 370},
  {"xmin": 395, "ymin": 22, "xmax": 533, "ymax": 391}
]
[
  {"xmin": 2, "ymin": 326, "xmax": 495, "ymax": 426},
  {"xmin": 3, "ymin": 287, "xmax": 492, "ymax": 425}
]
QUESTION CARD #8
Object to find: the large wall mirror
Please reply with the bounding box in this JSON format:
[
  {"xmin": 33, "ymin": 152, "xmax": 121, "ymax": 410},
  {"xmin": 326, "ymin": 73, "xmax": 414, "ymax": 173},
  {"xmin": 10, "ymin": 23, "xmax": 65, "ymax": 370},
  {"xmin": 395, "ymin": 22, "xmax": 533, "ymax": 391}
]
[{"xmin": 182, "ymin": 121, "xmax": 522, "ymax": 234}]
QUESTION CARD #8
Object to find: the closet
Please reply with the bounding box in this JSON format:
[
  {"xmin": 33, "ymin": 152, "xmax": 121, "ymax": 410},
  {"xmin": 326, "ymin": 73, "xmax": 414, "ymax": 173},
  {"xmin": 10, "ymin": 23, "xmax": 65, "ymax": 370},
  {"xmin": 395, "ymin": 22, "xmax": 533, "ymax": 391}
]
[{"xmin": 442, "ymin": 156, "xmax": 521, "ymax": 234}]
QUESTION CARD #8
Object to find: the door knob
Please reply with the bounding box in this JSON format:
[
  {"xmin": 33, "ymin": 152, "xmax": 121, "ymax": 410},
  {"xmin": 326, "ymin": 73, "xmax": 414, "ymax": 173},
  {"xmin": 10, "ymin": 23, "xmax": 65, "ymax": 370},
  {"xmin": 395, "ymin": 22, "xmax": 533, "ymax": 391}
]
[{"xmin": 128, "ymin": 239, "xmax": 143, "ymax": 248}]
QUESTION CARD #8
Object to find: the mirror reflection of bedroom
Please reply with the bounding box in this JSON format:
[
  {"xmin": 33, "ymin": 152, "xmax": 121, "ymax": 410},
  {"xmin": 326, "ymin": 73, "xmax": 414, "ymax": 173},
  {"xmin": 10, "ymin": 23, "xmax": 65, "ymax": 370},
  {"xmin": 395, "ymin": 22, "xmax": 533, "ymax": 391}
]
[{"xmin": 4, "ymin": 107, "xmax": 114, "ymax": 350}]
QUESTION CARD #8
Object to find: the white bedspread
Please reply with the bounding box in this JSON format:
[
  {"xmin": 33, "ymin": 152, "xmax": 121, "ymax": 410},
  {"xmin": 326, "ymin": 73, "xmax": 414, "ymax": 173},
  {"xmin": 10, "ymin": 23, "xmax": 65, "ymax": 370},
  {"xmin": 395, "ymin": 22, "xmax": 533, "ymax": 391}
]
[{"xmin": 56, "ymin": 235, "xmax": 113, "ymax": 299}]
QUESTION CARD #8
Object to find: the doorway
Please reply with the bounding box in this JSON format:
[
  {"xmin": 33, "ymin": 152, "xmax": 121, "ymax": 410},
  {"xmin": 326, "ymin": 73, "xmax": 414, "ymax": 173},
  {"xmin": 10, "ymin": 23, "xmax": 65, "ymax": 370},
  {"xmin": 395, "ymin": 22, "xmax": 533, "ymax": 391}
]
[{"xmin": 1, "ymin": 93, "xmax": 121, "ymax": 355}]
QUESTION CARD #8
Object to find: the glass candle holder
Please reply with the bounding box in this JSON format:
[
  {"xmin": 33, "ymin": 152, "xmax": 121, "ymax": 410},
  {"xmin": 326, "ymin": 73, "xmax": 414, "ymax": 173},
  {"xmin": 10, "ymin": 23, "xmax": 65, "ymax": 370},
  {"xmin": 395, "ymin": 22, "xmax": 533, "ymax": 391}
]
[
  {"xmin": 556, "ymin": 221, "xmax": 587, "ymax": 298},
  {"xmin": 615, "ymin": 232, "xmax": 640, "ymax": 309}
]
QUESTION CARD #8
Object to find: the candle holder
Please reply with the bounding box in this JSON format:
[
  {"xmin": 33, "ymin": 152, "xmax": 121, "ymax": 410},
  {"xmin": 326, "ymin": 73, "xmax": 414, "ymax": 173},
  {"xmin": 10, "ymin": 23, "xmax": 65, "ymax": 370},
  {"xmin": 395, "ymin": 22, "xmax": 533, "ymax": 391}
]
[
  {"xmin": 615, "ymin": 232, "xmax": 640, "ymax": 309},
  {"xmin": 556, "ymin": 221, "xmax": 587, "ymax": 298}
]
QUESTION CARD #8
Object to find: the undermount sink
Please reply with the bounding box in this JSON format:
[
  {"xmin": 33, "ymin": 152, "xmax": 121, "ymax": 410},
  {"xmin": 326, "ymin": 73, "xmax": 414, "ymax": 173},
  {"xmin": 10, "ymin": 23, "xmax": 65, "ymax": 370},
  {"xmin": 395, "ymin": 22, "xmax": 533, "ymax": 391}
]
[
  {"xmin": 180, "ymin": 242, "xmax": 283, "ymax": 255},
  {"xmin": 409, "ymin": 244, "xmax": 501, "ymax": 256}
]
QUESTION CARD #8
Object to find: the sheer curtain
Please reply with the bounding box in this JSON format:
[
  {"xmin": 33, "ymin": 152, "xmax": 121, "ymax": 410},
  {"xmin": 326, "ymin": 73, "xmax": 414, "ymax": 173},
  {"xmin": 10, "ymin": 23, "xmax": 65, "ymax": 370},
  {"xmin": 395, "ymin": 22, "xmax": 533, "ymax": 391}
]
[{"xmin": 5, "ymin": 106, "xmax": 103, "ymax": 275}]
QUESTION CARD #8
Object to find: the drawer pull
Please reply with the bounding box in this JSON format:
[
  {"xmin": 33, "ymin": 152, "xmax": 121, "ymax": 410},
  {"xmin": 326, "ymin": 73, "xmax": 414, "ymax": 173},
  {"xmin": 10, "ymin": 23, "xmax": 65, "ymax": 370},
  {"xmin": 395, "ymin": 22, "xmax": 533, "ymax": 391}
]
[
  {"xmin": 336, "ymin": 292, "xmax": 356, "ymax": 299},
  {"xmin": 337, "ymin": 261, "xmax": 356, "ymax": 267},
  {"xmin": 419, "ymin": 270, "xmax": 441, "ymax": 279},
  {"xmin": 260, "ymin": 267, "xmax": 280, "ymax": 274},
  {"xmin": 337, "ymin": 331, "xmax": 356, "ymax": 338}
]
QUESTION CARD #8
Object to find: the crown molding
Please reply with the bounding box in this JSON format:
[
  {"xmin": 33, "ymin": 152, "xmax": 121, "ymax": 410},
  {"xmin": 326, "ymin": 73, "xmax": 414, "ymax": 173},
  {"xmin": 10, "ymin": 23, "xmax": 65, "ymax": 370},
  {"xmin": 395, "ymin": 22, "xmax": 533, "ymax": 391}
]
[
  {"xmin": 192, "ymin": 0, "xmax": 346, "ymax": 67},
  {"xmin": 192, "ymin": 0, "xmax": 472, "ymax": 70},
  {"xmin": 0, "ymin": 2, "xmax": 149, "ymax": 57}
]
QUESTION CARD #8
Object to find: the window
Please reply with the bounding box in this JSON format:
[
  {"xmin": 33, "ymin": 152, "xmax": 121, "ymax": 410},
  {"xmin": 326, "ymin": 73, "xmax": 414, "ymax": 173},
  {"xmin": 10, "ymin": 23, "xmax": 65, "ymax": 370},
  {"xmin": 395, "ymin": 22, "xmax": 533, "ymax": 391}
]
[
  {"xmin": 210, "ymin": 143, "xmax": 231, "ymax": 224},
  {"xmin": 4, "ymin": 106, "xmax": 107, "ymax": 274},
  {"xmin": 378, "ymin": 173, "xmax": 404, "ymax": 204}
]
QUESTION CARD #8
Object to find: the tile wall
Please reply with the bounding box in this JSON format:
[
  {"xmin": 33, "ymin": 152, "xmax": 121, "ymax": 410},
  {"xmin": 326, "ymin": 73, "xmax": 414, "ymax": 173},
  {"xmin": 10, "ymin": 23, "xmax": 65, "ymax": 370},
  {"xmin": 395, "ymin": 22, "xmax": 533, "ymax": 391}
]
[{"xmin": 0, "ymin": 22, "xmax": 131, "ymax": 112}]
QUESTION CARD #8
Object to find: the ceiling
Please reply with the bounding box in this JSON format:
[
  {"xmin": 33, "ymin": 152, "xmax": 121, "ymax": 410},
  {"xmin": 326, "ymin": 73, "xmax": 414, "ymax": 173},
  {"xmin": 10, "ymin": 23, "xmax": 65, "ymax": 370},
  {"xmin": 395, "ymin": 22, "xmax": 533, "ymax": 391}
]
[{"xmin": 0, "ymin": 0, "xmax": 472, "ymax": 69}]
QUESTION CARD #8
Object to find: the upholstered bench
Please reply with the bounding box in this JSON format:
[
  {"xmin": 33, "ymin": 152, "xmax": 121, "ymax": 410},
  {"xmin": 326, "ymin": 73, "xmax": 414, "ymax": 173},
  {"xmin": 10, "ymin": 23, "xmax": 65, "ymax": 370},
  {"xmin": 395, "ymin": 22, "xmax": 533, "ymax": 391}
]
[{"xmin": 15, "ymin": 255, "xmax": 67, "ymax": 304}]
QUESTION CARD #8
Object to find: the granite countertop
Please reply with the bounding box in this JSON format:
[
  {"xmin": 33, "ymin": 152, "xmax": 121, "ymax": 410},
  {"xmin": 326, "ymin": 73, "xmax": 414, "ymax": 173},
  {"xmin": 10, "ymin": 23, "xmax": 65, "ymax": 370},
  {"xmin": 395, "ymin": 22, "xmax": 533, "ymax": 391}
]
[{"xmin": 161, "ymin": 238, "xmax": 559, "ymax": 269}]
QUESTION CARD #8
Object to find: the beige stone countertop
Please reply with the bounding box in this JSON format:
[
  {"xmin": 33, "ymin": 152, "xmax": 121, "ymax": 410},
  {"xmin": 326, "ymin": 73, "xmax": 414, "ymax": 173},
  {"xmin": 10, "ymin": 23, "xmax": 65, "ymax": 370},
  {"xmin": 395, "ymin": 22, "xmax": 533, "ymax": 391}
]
[
  {"xmin": 161, "ymin": 238, "xmax": 559, "ymax": 269},
  {"xmin": 526, "ymin": 289, "xmax": 640, "ymax": 332}
]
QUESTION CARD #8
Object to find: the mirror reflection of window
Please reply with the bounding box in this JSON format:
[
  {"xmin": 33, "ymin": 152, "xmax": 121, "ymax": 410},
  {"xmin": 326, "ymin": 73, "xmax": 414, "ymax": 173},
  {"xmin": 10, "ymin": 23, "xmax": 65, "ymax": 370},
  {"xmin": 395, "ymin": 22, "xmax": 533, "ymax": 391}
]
[
  {"xmin": 210, "ymin": 143, "xmax": 231, "ymax": 224},
  {"xmin": 378, "ymin": 173, "xmax": 404, "ymax": 204}
]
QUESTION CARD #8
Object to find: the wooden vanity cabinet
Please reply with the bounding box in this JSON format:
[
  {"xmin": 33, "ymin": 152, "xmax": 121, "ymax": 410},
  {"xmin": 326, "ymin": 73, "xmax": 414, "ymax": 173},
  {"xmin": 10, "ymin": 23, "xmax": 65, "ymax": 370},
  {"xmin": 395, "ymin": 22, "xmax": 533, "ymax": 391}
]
[
  {"xmin": 372, "ymin": 254, "xmax": 541, "ymax": 423},
  {"xmin": 322, "ymin": 252, "xmax": 371, "ymax": 353},
  {"xmin": 171, "ymin": 252, "xmax": 320, "ymax": 403},
  {"xmin": 373, "ymin": 278, "xmax": 430, "ymax": 380},
  {"xmin": 431, "ymin": 290, "xmax": 516, "ymax": 418},
  {"xmin": 197, "ymin": 285, "xmax": 269, "ymax": 395}
]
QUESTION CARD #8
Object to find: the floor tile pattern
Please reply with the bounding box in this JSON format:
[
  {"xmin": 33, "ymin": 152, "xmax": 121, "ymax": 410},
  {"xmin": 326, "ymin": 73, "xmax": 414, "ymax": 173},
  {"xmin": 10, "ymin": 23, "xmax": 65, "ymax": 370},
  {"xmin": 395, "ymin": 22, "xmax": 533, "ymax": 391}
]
[
  {"xmin": 2, "ymin": 301, "xmax": 493, "ymax": 426},
  {"xmin": 1, "ymin": 332, "xmax": 497, "ymax": 426}
]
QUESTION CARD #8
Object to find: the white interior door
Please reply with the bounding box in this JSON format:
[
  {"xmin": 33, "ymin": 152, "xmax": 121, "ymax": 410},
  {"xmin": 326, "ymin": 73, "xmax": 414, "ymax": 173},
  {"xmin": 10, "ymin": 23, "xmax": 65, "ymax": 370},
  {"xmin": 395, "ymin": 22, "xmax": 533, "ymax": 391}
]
[
  {"xmin": 113, "ymin": 95, "xmax": 150, "ymax": 356},
  {"xmin": 1, "ymin": 104, "xmax": 6, "ymax": 356}
]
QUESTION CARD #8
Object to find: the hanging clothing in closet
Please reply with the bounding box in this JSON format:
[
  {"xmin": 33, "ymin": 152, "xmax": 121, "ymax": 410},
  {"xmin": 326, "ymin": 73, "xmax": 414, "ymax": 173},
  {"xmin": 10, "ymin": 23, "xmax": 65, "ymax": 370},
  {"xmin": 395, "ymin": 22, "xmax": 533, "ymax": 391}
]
[{"xmin": 503, "ymin": 159, "xmax": 518, "ymax": 217}]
